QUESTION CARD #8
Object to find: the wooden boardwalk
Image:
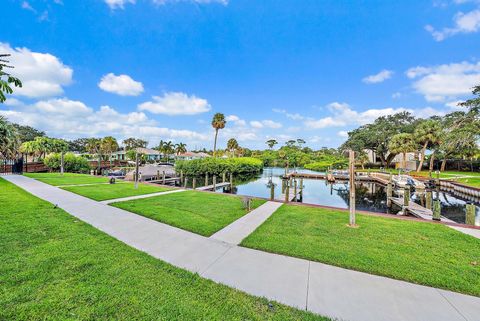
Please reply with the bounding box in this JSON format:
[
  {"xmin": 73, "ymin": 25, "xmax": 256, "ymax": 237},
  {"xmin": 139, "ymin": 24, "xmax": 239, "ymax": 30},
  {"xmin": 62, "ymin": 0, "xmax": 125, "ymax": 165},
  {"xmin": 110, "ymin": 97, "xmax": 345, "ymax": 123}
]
[
  {"xmin": 389, "ymin": 197, "xmax": 455, "ymax": 223},
  {"xmin": 147, "ymin": 177, "xmax": 180, "ymax": 184}
]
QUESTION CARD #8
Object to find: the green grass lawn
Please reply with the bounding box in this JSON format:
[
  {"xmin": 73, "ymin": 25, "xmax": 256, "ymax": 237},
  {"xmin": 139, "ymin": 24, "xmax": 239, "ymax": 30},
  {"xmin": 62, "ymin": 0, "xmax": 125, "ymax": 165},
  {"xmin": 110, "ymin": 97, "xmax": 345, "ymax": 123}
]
[
  {"xmin": 0, "ymin": 178, "xmax": 325, "ymax": 320},
  {"xmin": 62, "ymin": 182, "xmax": 173, "ymax": 201},
  {"xmin": 24, "ymin": 172, "xmax": 110, "ymax": 186},
  {"xmin": 241, "ymin": 205, "xmax": 480, "ymax": 297},
  {"xmin": 113, "ymin": 191, "xmax": 266, "ymax": 236}
]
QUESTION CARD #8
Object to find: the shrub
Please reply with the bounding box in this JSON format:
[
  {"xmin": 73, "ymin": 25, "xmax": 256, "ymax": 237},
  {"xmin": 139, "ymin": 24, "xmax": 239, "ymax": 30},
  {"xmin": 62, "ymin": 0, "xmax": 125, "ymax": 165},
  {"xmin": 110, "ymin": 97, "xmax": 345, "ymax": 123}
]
[
  {"xmin": 176, "ymin": 157, "xmax": 263, "ymax": 176},
  {"xmin": 304, "ymin": 159, "xmax": 348, "ymax": 172},
  {"xmin": 44, "ymin": 153, "xmax": 91, "ymax": 173}
]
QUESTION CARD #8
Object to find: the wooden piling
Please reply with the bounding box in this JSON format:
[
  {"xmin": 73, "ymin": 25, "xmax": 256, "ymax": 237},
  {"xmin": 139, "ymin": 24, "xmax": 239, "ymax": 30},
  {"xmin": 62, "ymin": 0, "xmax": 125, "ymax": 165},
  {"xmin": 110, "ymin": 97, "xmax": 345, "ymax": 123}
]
[
  {"xmin": 162, "ymin": 171, "xmax": 166, "ymax": 184},
  {"xmin": 293, "ymin": 179, "xmax": 297, "ymax": 202},
  {"xmin": 466, "ymin": 203, "xmax": 476, "ymax": 225},
  {"xmin": 270, "ymin": 183, "xmax": 275, "ymax": 200},
  {"xmin": 205, "ymin": 173, "xmax": 208, "ymax": 187},
  {"xmin": 180, "ymin": 170, "xmax": 184, "ymax": 185},
  {"xmin": 433, "ymin": 200, "xmax": 441, "ymax": 221},
  {"xmin": 403, "ymin": 186, "xmax": 410, "ymax": 207},
  {"xmin": 230, "ymin": 173, "xmax": 234, "ymax": 193},
  {"xmin": 349, "ymin": 150, "xmax": 356, "ymax": 226},
  {"xmin": 300, "ymin": 178, "xmax": 303, "ymax": 199},
  {"xmin": 285, "ymin": 184, "xmax": 290, "ymax": 203},
  {"xmin": 222, "ymin": 172, "xmax": 226, "ymax": 183},
  {"xmin": 192, "ymin": 177, "xmax": 196, "ymax": 190},
  {"xmin": 184, "ymin": 177, "xmax": 188, "ymax": 189},
  {"xmin": 157, "ymin": 170, "xmax": 160, "ymax": 180},
  {"xmin": 386, "ymin": 182, "xmax": 393, "ymax": 207},
  {"xmin": 213, "ymin": 175, "xmax": 216, "ymax": 190},
  {"xmin": 425, "ymin": 190, "xmax": 432, "ymax": 210}
]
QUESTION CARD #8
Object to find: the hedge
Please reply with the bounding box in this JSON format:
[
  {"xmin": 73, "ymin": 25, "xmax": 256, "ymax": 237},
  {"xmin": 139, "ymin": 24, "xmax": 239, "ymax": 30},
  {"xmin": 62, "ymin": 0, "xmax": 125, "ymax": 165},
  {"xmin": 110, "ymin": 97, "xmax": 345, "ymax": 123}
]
[
  {"xmin": 43, "ymin": 153, "xmax": 91, "ymax": 173},
  {"xmin": 175, "ymin": 157, "xmax": 263, "ymax": 176},
  {"xmin": 304, "ymin": 160, "xmax": 348, "ymax": 172}
]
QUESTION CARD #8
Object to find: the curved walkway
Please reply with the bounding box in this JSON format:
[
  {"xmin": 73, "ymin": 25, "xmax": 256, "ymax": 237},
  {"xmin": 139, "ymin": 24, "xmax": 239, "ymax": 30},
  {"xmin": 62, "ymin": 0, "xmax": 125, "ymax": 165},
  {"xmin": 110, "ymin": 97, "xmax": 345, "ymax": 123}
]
[{"xmin": 4, "ymin": 175, "xmax": 479, "ymax": 321}]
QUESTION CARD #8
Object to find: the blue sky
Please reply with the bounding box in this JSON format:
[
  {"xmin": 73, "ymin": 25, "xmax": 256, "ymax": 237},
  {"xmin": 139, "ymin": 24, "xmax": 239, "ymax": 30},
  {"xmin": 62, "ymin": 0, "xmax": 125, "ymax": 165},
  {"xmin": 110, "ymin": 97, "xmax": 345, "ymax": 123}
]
[{"xmin": 2, "ymin": 0, "xmax": 480, "ymax": 150}]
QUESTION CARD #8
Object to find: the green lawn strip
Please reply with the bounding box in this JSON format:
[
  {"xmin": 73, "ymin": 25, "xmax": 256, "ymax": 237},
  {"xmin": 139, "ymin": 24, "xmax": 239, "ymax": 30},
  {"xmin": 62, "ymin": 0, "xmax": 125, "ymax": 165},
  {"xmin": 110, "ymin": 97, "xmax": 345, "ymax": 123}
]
[
  {"xmin": 61, "ymin": 182, "xmax": 173, "ymax": 201},
  {"xmin": 24, "ymin": 173, "xmax": 110, "ymax": 186},
  {"xmin": 241, "ymin": 204, "xmax": 480, "ymax": 297},
  {"xmin": 112, "ymin": 191, "xmax": 266, "ymax": 236},
  {"xmin": 0, "ymin": 178, "xmax": 326, "ymax": 320}
]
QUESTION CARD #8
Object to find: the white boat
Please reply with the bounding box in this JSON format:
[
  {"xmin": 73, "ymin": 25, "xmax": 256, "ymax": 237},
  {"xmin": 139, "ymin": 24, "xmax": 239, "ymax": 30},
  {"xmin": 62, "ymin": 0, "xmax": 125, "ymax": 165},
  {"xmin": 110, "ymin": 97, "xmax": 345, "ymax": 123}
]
[{"xmin": 392, "ymin": 175, "xmax": 426, "ymax": 190}]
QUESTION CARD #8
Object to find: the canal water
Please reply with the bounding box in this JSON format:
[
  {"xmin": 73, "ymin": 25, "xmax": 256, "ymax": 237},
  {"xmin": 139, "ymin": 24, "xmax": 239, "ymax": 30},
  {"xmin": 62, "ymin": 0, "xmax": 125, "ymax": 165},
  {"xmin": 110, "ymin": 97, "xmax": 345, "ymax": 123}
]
[{"xmin": 219, "ymin": 167, "xmax": 480, "ymax": 226}]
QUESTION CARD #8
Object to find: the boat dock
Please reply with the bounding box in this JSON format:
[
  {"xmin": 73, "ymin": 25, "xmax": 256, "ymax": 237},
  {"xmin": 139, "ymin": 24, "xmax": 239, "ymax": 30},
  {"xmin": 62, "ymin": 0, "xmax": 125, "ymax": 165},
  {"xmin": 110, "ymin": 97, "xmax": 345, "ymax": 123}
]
[
  {"xmin": 388, "ymin": 197, "xmax": 455, "ymax": 223},
  {"xmin": 146, "ymin": 177, "xmax": 181, "ymax": 185},
  {"xmin": 286, "ymin": 172, "xmax": 390, "ymax": 185},
  {"xmin": 197, "ymin": 182, "xmax": 231, "ymax": 191}
]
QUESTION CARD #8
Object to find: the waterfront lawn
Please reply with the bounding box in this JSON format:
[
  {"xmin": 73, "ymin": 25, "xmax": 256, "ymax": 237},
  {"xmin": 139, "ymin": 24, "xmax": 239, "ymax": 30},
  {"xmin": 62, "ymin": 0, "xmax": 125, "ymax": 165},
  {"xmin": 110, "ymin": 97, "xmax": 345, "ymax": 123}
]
[
  {"xmin": 0, "ymin": 178, "xmax": 325, "ymax": 320},
  {"xmin": 241, "ymin": 204, "xmax": 480, "ymax": 297},
  {"xmin": 62, "ymin": 182, "xmax": 172, "ymax": 201},
  {"xmin": 112, "ymin": 191, "xmax": 266, "ymax": 236},
  {"xmin": 24, "ymin": 172, "xmax": 110, "ymax": 186}
]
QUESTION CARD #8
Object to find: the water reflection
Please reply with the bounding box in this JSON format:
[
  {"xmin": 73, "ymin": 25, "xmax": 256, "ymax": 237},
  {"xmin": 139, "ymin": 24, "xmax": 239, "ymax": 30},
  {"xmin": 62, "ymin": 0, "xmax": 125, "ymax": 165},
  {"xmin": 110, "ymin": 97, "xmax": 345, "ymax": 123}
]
[{"xmin": 228, "ymin": 167, "xmax": 480, "ymax": 226}]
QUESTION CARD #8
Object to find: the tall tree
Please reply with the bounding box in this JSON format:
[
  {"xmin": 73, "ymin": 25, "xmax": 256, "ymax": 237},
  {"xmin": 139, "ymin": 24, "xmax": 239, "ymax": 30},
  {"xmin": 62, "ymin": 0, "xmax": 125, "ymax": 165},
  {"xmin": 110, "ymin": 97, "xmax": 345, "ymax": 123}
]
[
  {"xmin": 101, "ymin": 136, "xmax": 119, "ymax": 167},
  {"xmin": 0, "ymin": 54, "xmax": 22, "ymax": 103},
  {"xmin": 11, "ymin": 123, "xmax": 45, "ymax": 143},
  {"xmin": 414, "ymin": 119, "xmax": 441, "ymax": 172},
  {"xmin": 122, "ymin": 137, "xmax": 147, "ymax": 151},
  {"xmin": 388, "ymin": 133, "xmax": 416, "ymax": 170},
  {"xmin": 175, "ymin": 142, "xmax": 187, "ymax": 156},
  {"xmin": 86, "ymin": 138, "xmax": 102, "ymax": 171},
  {"xmin": 227, "ymin": 138, "xmax": 239, "ymax": 157},
  {"xmin": 266, "ymin": 139, "xmax": 278, "ymax": 149},
  {"xmin": 211, "ymin": 113, "xmax": 226, "ymax": 157}
]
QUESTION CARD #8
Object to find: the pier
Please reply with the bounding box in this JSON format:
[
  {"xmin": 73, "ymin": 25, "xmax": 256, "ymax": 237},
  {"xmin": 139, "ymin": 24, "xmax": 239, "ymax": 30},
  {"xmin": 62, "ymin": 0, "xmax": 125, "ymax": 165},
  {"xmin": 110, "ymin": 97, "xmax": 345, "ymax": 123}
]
[
  {"xmin": 197, "ymin": 182, "xmax": 231, "ymax": 191},
  {"xmin": 388, "ymin": 197, "xmax": 455, "ymax": 223}
]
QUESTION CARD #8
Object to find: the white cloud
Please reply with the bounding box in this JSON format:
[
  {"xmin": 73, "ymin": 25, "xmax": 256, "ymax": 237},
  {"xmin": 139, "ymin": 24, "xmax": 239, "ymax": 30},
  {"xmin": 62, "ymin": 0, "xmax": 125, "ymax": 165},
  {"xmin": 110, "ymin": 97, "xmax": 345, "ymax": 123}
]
[
  {"xmin": 406, "ymin": 61, "xmax": 480, "ymax": 102},
  {"xmin": 138, "ymin": 92, "xmax": 211, "ymax": 115},
  {"xmin": 426, "ymin": 9, "xmax": 480, "ymax": 41},
  {"xmin": 337, "ymin": 131, "xmax": 349, "ymax": 138},
  {"xmin": 104, "ymin": 0, "xmax": 135, "ymax": 9},
  {"xmin": 304, "ymin": 102, "xmax": 442, "ymax": 129},
  {"xmin": 21, "ymin": 1, "xmax": 35, "ymax": 12},
  {"xmin": 272, "ymin": 108, "xmax": 305, "ymax": 120},
  {"xmin": 0, "ymin": 98, "xmax": 207, "ymax": 145},
  {"xmin": 362, "ymin": 69, "xmax": 394, "ymax": 84},
  {"xmin": 0, "ymin": 43, "xmax": 73, "ymax": 98},
  {"xmin": 249, "ymin": 120, "xmax": 282, "ymax": 129},
  {"xmin": 392, "ymin": 92, "xmax": 402, "ymax": 99},
  {"xmin": 98, "ymin": 73, "xmax": 144, "ymax": 96},
  {"xmin": 226, "ymin": 115, "xmax": 247, "ymax": 126}
]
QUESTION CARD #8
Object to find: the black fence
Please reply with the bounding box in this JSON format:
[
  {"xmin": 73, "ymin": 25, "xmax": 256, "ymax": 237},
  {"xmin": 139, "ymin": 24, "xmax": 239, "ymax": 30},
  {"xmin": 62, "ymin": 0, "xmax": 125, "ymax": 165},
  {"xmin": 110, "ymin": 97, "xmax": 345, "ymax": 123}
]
[{"xmin": 1, "ymin": 157, "xmax": 24, "ymax": 174}]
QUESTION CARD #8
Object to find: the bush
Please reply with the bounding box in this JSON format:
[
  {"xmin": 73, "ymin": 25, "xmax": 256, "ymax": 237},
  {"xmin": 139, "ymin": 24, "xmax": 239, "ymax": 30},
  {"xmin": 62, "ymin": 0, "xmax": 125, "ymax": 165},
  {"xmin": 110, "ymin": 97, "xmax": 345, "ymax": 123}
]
[
  {"xmin": 304, "ymin": 159, "xmax": 348, "ymax": 172},
  {"xmin": 176, "ymin": 157, "xmax": 263, "ymax": 176},
  {"xmin": 44, "ymin": 153, "xmax": 91, "ymax": 173}
]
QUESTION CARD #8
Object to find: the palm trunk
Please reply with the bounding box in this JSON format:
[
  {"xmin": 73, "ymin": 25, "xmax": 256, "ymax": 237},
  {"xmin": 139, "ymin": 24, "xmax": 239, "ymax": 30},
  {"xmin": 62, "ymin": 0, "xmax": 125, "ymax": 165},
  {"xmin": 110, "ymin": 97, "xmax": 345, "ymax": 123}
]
[
  {"xmin": 213, "ymin": 129, "xmax": 219, "ymax": 157},
  {"xmin": 429, "ymin": 151, "xmax": 435, "ymax": 171},
  {"xmin": 417, "ymin": 142, "xmax": 428, "ymax": 172},
  {"xmin": 403, "ymin": 152, "xmax": 407, "ymax": 169},
  {"xmin": 440, "ymin": 158, "xmax": 447, "ymax": 172}
]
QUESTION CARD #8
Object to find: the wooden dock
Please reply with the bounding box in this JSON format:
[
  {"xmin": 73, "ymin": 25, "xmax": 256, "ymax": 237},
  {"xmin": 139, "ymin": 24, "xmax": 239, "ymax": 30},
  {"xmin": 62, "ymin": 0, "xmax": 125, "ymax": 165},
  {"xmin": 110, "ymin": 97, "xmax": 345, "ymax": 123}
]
[
  {"xmin": 197, "ymin": 182, "xmax": 231, "ymax": 191},
  {"xmin": 388, "ymin": 197, "xmax": 455, "ymax": 223},
  {"xmin": 146, "ymin": 177, "xmax": 181, "ymax": 184}
]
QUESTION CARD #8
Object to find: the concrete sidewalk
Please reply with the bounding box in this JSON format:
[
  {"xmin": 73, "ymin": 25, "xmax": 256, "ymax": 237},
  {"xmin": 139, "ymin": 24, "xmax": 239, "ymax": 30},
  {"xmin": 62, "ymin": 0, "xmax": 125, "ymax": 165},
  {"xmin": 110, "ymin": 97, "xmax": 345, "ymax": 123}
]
[
  {"xmin": 210, "ymin": 201, "xmax": 282, "ymax": 244},
  {"xmin": 4, "ymin": 175, "xmax": 479, "ymax": 321}
]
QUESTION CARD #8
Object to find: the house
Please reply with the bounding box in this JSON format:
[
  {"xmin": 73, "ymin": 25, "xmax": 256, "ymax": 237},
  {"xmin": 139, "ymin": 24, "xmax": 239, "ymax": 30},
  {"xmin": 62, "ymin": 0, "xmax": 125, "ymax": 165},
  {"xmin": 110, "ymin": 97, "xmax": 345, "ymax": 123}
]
[
  {"xmin": 176, "ymin": 151, "xmax": 211, "ymax": 161},
  {"xmin": 111, "ymin": 147, "xmax": 162, "ymax": 162},
  {"xmin": 365, "ymin": 149, "xmax": 418, "ymax": 169}
]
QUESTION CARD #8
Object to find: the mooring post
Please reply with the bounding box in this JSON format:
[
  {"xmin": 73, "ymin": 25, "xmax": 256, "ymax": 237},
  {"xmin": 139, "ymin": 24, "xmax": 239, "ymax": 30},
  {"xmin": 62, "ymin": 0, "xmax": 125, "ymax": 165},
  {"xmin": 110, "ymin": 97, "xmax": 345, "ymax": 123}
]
[
  {"xmin": 403, "ymin": 186, "xmax": 410, "ymax": 207},
  {"xmin": 293, "ymin": 179, "xmax": 297, "ymax": 202},
  {"xmin": 386, "ymin": 182, "xmax": 393, "ymax": 207},
  {"xmin": 300, "ymin": 178, "xmax": 304, "ymax": 199},
  {"xmin": 433, "ymin": 200, "xmax": 441, "ymax": 221},
  {"xmin": 162, "ymin": 171, "xmax": 166, "ymax": 185},
  {"xmin": 466, "ymin": 203, "xmax": 476, "ymax": 225},
  {"xmin": 285, "ymin": 183, "xmax": 290, "ymax": 203},
  {"xmin": 134, "ymin": 152, "xmax": 139, "ymax": 189},
  {"xmin": 205, "ymin": 172, "xmax": 208, "ymax": 187},
  {"xmin": 180, "ymin": 170, "xmax": 184, "ymax": 185},
  {"xmin": 435, "ymin": 170, "xmax": 440, "ymax": 187},
  {"xmin": 270, "ymin": 182, "xmax": 275, "ymax": 200},
  {"xmin": 157, "ymin": 170, "xmax": 160, "ymax": 180},
  {"xmin": 230, "ymin": 173, "xmax": 234, "ymax": 193},
  {"xmin": 184, "ymin": 177, "xmax": 188, "ymax": 189},
  {"xmin": 349, "ymin": 150, "xmax": 356, "ymax": 226},
  {"xmin": 192, "ymin": 177, "xmax": 196, "ymax": 190},
  {"xmin": 213, "ymin": 175, "xmax": 216, "ymax": 191},
  {"xmin": 425, "ymin": 190, "xmax": 432, "ymax": 210},
  {"xmin": 222, "ymin": 172, "xmax": 226, "ymax": 183}
]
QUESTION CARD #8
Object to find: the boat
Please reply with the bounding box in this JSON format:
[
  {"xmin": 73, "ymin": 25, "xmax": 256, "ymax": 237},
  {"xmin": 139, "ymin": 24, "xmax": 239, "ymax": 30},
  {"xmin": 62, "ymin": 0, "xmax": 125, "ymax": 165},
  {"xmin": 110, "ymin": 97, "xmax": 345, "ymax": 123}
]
[{"xmin": 392, "ymin": 175, "xmax": 426, "ymax": 190}]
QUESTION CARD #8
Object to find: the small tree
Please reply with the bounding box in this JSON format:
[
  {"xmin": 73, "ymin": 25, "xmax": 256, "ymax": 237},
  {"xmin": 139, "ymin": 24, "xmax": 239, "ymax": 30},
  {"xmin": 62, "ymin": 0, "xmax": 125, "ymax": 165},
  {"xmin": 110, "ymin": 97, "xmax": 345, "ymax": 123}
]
[
  {"xmin": 388, "ymin": 133, "xmax": 416, "ymax": 170},
  {"xmin": 266, "ymin": 139, "xmax": 278, "ymax": 150},
  {"xmin": 101, "ymin": 136, "xmax": 119, "ymax": 167},
  {"xmin": 227, "ymin": 138, "xmax": 239, "ymax": 157},
  {"xmin": 414, "ymin": 119, "xmax": 441, "ymax": 172}
]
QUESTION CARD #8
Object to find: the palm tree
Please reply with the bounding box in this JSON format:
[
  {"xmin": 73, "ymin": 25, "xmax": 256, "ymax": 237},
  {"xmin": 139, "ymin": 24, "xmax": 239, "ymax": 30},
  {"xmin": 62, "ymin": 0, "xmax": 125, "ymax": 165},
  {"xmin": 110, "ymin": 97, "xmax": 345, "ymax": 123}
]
[
  {"xmin": 175, "ymin": 142, "xmax": 187, "ymax": 157},
  {"xmin": 101, "ymin": 136, "xmax": 119, "ymax": 167},
  {"xmin": 227, "ymin": 138, "xmax": 239, "ymax": 157},
  {"xmin": 211, "ymin": 113, "xmax": 226, "ymax": 157},
  {"xmin": 414, "ymin": 120, "xmax": 441, "ymax": 172},
  {"xmin": 163, "ymin": 141, "xmax": 174, "ymax": 162},
  {"xmin": 266, "ymin": 139, "xmax": 278, "ymax": 149},
  {"xmin": 86, "ymin": 138, "xmax": 102, "ymax": 171},
  {"xmin": 0, "ymin": 116, "xmax": 19, "ymax": 159},
  {"xmin": 388, "ymin": 133, "xmax": 416, "ymax": 170}
]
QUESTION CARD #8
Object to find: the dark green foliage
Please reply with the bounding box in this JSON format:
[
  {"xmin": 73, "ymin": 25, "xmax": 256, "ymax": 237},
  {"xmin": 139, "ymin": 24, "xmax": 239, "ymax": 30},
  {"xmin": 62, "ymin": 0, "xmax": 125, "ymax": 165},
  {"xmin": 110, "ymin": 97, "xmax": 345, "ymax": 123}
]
[
  {"xmin": 43, "ymin": 153, "xmax": 91, "ymax": 173},
  {"xmin": 176, "ymin": 157, "xmax": 263, "ymax": 175}
]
